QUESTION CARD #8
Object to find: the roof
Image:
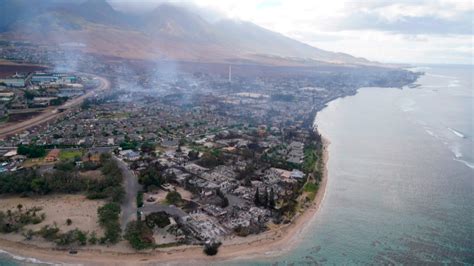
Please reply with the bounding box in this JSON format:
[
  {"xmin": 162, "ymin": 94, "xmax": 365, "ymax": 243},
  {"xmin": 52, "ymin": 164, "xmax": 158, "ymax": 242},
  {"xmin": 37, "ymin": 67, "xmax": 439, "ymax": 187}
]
[
  {"xmin": 290, "ymin": 169, "xmax": 305, "ymax": 179},
  {"xmin": 3, "ymin": 150, "xmax": 18, "ymax": 157},
  {"xmin": 46, "ymin": 149, "xmax": 60, "ymax": 157}
]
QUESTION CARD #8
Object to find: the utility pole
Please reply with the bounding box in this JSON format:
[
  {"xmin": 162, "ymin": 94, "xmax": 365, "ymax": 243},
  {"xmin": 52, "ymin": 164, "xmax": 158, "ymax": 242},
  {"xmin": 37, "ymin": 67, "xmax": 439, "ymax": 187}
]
[{"xmin": 228, "ymin": 65, "xmax": 232, "ymax": 83}]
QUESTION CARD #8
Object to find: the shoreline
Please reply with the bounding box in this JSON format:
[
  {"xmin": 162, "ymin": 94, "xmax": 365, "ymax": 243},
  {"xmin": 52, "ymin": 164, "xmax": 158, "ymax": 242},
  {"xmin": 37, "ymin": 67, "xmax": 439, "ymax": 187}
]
[{"xmin": 0, "ymin": 138, "xmax": 330, "ymax": 265}]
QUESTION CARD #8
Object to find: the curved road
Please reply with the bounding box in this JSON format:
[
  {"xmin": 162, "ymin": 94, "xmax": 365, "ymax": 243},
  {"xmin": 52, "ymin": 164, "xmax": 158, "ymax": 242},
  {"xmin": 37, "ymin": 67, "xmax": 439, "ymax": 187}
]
[{"xmin": 0, "ymin": 75, "xmax": 110, "ymax": 139}]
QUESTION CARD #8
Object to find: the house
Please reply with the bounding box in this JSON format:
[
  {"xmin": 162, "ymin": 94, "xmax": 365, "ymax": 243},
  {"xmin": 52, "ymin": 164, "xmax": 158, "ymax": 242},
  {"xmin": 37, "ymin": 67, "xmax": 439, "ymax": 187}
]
[
  {"xmin": 2, "ymin": 149, "xmax": 18, "ymax": 158},
  {"xmin": 0, "ymin": 78, "xmax": 25, "ymax": 87},
  {"xmin": 120, "ymin": 149, "xmax": 140, "ymax": 161},
  {"xmin": 290, "ymin": 169, "xmax": 305, "ymax": 179},
  {"xmin": 84, "ymin": 152, "xmax": 101, "ymax": 163},
  {"xmin": 45, "ymin": 149, "xmax": 60, "ymax": 162}
]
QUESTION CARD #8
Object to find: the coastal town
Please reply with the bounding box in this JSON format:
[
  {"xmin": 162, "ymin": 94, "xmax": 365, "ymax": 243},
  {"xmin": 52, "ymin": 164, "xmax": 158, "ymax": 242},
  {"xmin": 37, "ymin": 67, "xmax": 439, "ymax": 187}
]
[
  {"xmin": 0, "ymin": 39, "xmax": 420, "ymax": 256},
  {"xmin": 0, "ymin": 0, "xmax": 469, "ymax": 264}
]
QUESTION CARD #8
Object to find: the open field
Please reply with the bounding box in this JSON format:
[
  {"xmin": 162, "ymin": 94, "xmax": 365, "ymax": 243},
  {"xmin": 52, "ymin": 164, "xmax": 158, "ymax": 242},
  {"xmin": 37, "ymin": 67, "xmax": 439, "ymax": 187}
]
[
  {"xmin": 0, "ymin": 194, "xmax": 104, "ymax": 234},
  {"xmin": 0, "ymin": 61, "xmax": 48, "ymax": 76},
  {"xmin": 59, "ymin": 150, "xmax": 84, "ymax": 161}
]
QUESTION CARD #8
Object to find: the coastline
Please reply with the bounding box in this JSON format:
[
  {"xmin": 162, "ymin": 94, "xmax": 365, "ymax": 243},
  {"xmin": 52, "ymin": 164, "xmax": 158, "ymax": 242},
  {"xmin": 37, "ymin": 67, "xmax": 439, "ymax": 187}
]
[{"xmin": 0, "ymin": 138, "xmax": 330, "ymax": 265}]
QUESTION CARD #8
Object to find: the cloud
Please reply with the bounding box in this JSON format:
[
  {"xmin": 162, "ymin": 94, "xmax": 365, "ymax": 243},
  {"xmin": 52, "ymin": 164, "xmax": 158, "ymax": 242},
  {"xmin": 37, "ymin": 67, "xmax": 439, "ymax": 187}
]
[
  {"xmin": 107, "ymin": 0, "xmax": 473, "ymax": 64},
  {"xmin": 336, "ymin": 2, "xmax": 474, "ymax": 35}
]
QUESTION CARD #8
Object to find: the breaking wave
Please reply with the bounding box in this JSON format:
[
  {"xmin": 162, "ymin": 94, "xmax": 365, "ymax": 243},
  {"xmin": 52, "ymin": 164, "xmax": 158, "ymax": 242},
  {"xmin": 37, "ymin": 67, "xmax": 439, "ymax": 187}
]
[
  {"xmin": 448, "ymin": 79, "xmax": 460, "ymax": 87},
  {"xmin": 447, "ymin": 127, "xmax": 466, "ymax": 138},
  {"xmin": 0, "ymin": 249, "xmax": 64, "ymax": 266},
  {"xmin": 454, "ymin": 158, "xmax": 474, "ymax": 170}
]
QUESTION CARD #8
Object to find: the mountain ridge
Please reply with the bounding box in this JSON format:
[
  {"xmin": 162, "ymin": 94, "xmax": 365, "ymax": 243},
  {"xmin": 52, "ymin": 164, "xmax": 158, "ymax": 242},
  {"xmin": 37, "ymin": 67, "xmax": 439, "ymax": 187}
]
[{"xmin": 0, "ymin": 0, "xmax": 378, "ymax": 66}]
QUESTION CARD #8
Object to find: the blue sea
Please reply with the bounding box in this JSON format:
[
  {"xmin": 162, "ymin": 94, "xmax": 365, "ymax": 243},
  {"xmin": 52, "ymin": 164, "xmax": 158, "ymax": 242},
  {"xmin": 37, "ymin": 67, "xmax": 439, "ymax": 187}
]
[{"xmin": 1, "ymin": 65, "xmax": 473, "ymax": 265}]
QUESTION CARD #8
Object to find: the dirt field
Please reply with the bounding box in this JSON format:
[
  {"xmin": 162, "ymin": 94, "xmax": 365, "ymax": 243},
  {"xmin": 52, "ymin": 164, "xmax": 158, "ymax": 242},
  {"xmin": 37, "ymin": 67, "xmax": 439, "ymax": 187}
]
[
  {"xmin": 144, "ymin": 187, "xmax": 193, "ymax": 204},
  {"xmin": 0, "ymin": 194, "xmax": 105, "ymax": 234}
]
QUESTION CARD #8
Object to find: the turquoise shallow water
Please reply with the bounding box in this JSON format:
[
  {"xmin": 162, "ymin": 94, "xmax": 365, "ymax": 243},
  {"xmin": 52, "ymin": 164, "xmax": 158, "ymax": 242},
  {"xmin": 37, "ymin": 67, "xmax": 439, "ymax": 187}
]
[{"xmin": 1, "ymin": 65, "xmax": 473, "ymax": 265}]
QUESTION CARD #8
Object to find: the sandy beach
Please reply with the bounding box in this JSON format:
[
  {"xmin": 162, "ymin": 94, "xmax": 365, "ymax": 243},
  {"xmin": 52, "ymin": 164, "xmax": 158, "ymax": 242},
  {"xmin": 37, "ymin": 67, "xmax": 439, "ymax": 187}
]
[{"xmin": 0, "ymin": 138, "xmax": 330, "ymax": 265}]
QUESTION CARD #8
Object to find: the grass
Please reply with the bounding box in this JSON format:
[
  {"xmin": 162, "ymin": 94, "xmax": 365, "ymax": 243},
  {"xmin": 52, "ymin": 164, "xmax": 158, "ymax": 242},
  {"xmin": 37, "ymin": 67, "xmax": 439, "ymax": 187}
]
[
  {"xmin": 22, "ymin": 157, "xmax": 46, "ymax": 167},
  {"xmin": 59, "ymin": 150, "xmax": 83, "ymax": 161},
  {"xmin": 0, "ymin": 115, "xmax": 9, "ymax": 123},
  {"xmin": 302, "ymin": 144, "xmax": 318, "ymax": 174},
  {"xmin": 303, "ymin": 182, "xmax": 319, "ymax": 201}
]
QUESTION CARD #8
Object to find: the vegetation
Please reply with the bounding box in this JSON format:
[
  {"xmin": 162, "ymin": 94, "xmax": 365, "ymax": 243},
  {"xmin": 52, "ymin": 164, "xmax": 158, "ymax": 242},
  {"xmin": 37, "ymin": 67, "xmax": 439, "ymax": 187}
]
[
  {"xmin": 140, "ymin": 142, "xmax": 155, "ymax": 153},
  {"xmin": 88, "ymin": 231, "xmax": 98, "ymax": 245},
  {"xmin": 124, "ymin": 220, "xmax": 154, "ymax": 250},
  {"xmin": 303, "ymin": 182, "xmax": 319, "ymax": 201},
  {"xmin": 17, "ymin": 144, "xmax": 46, "ymax": 158},
  {"xmin": 254, "ymin": 187, "xmax": 275, "ymax": 209},
  {"xmin": 54, "ymin": 160, "xmax": 76, "ymax": 171},
  {"xmin": 145, "ymin": 212, "xmax": 170, "ymax": 229},
  {"xmin": 55, "ymin": 228, "xmax": 88, "ymax": 246},
  {"xmin": 59, "ymin": 150, "xmax": 83, "ymax": 161},
  {"xmin": 0, "ymin": 206, "xmax": 45, "ymax": 233},
  {"xmin": 166, "ymin": 191, "xmax": 182, "ymax": 205},
  {"xmin": 138, "ymin": 163, "xmax": 166, "ymax": 191},
  {"xmin": 254, "ymin": 187, "xmax": 260, "ymax": 206},
  {"xmin": 203, "ymin": 241, "xmax": 221, "ymax": 256},
  {"xmin": 32, "ymin": 224, "xmax": 88, "ymax": 247},
  {"xmin": 216, "ymin": 188, "xmax": 229, "ymax": 208},
  {"xmin": 37, "ymin": 224, "xmax": 60, "ymax": 241},
  {"xmin": 120, "ymin": 135, "xmax": 139, "ymax": 150},
  {"xmin": 50, "ymin": 97, "xmax": 68, "ymax": 106},
  {"xmin": 97, "ymin": 202, "xmax": 121, "ymax": 244},
  {"xmin": 0, "ymin": 154, "xmax": 124, "ymax": 203},
  {"xmin": 197, "ymin": 149, "xmax": 225, "ymax": 167},
  {"xmin": 302, "ymin": 142, "xmax": 319, "ymax": 174},
  {"xmin": 136, "ymin": 191, "xmax": 144, "ymax": 208}
]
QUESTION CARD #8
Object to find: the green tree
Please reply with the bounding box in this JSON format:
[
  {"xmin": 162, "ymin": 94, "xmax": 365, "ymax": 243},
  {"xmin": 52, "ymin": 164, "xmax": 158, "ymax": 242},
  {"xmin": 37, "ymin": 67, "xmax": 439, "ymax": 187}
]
[
  {"xmin": 136, "ymin": 191, "xmax": 144, "ymax": 208},
  {"xmin": 141, "ymin": 142, "xmax": 155, "ymax": 153},
  {"xmin": 145, "ymin": 212, "xmax": 170, "ymax": 229},
  {"xmin": 166, "ymin": 191, "xmax": 182, "ymax": 205},
  {"xmin": 254, "ymin": 187, "xmax": 260, "ymax": 206},
  {"xmin": 124, "ymin": 220, "xmax": 154, "ymax": 250},
  {"xmin": 17, "ymin": 144, "xmax": 46, "ymax": 158},
  {"xmin": 269, "ymin": 187, "xmax": 276, "ymax": 209},
  {"xmin": 263, "ymin": 188, "xmax": 269, "ymax": 207},
  {"xmin": 97, "ymin": 203, "xmax": 121, "ymax": 244},
  {"xmin": 88, "ymin": 231, "xmax": 98, "ymax": 245},
  {"xmin": 203, "ymin": 241, "xmax": 221, "ymax": 256}
]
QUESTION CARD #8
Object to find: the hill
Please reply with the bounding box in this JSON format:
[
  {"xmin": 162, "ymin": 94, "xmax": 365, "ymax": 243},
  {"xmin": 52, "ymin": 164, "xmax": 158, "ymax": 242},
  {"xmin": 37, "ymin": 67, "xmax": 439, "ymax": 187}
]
[{"xmin": 0, "ymin": 0, "xmax": 377, "ymax": 66}]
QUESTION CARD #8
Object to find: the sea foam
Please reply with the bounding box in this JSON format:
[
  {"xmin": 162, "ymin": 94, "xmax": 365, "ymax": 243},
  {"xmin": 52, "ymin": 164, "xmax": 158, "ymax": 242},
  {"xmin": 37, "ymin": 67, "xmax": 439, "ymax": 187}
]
[
  {"xmin": 0, "ymin": 249, "xmax": 70, "ymax": 266},
  {"xmin": 454, "ymin": 158, "xmax": 474, "ymax": 170},
  {"xmin": 448, "ymin": 127, "xmax": 466, "ymax": 138}
]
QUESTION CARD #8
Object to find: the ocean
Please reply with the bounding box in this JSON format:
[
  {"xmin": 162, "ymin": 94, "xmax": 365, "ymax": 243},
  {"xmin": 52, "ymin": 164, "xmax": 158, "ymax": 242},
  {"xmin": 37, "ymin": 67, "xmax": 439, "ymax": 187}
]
[{"xmin": 1, "ymin": 65, "xmax": 473, "ymax": 265}]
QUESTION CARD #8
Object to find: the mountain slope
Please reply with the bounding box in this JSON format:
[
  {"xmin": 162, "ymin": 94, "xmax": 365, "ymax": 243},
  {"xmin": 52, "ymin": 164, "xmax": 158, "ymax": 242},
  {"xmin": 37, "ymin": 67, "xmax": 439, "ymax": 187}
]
[{"xmin": 0, "ymin": 0, "xmax": 374, "ymax": 66}]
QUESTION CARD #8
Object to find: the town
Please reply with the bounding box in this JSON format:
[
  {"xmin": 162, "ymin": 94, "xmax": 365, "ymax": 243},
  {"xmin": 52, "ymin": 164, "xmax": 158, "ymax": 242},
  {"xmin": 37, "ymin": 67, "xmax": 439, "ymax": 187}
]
[{"xmin": 0, "ymin": 40, "xmax": 420, "ymax": 254}]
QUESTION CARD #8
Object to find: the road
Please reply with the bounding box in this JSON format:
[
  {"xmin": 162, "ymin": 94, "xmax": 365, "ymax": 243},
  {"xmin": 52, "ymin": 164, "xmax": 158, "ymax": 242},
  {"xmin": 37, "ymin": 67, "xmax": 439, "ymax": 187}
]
[
  {"xmin": 114, "ymin": 156, "xmax": 142, "ymax": 231},
  {"xmin": 0, "ymin": 75, "xmax": 110, "ymax": 139}
]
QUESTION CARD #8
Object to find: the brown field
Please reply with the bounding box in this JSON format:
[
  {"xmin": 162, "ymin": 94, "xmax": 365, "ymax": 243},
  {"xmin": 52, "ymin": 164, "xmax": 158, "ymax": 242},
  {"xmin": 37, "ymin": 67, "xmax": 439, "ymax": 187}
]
[
  {"xmin": 0, "ymin": 61, "xmax": 49, "ymax": 77},
  {"xmin": 0, "ymin": 194, "xmax": 104, "ymax": 235}
]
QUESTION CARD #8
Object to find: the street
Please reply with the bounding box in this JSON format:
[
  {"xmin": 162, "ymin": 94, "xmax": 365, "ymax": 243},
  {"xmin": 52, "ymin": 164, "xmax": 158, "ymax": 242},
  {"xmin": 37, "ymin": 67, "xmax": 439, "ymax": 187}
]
[{"xmin": 114, "ymin": 156, "xmax": 142, "ymax": 231}]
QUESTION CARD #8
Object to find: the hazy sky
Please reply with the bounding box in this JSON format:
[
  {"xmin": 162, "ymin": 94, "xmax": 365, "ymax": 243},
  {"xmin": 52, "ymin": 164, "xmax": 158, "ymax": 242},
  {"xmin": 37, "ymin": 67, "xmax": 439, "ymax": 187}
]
[{"xmin": 110, "ymin": 0, "xmax": 473, "ymax": 64}]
